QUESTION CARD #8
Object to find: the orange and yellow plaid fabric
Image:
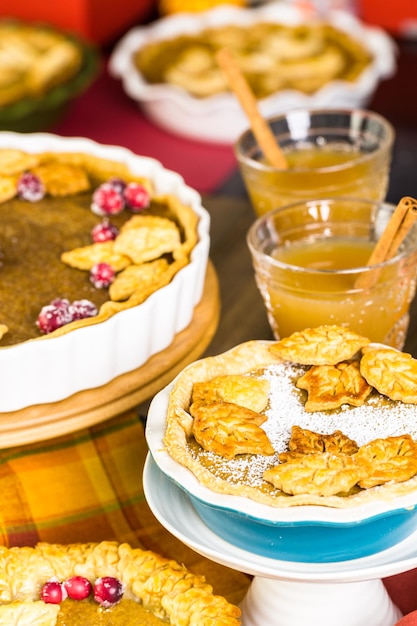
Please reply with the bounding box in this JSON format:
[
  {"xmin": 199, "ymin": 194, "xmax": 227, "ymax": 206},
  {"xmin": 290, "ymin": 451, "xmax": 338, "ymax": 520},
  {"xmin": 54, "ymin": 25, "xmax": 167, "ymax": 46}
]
[
  {"xmin": 0, "ymin": 411, "xmax": 150, "ymax": 548},
  {"xmin": 0, "ymin": 409, "xmax": 250, "ymax": 606}
]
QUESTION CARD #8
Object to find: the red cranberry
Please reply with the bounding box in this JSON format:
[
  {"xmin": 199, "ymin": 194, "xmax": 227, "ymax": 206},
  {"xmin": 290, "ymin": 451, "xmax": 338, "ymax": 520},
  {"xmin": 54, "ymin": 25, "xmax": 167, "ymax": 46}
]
[
  {"xmin": 90, "ymin": 262, "xmax": 115, "ymax": 288},
  {"xmin": 107, "ymin": 177, "xmax": 127, "ymax": 194},
  {"xmin": 17, "ymin": 172, "xmax": 45, "ymax": 202},
  {"xmin": 37, "ymin": 300, "xmax": 73, "ymax": 334},
  {"xmin": 91, "ymin": 219, "xmax": 119, "ymax": 243},
  {"xmin": 64, "ymin": 576, "xmax": 92, "ymax": 601},
  {"xmin": 41, "ymin": 579, "xmax": 67, "ymax": 604},
  {"xmin": 91, "ymin": 183, "xmax": 125, "ymax": 216},
  {"xmin": 94, "ymin": 577, "xmax": 124, "ymax": 608},
  {"xmin": 50, "ymin": 297, "xmax": 71, "ymax": 309},
  {"xmin": 69, "ymin": 299, "xmax": 98, "ymax": 320},
  {"xmin": 123, "ymin": 182, "xmax": 150, "ymax": 212}
]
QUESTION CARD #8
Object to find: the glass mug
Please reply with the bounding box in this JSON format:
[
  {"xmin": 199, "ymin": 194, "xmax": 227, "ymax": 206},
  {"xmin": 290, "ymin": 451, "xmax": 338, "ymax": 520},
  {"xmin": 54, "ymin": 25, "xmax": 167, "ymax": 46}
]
[
  {"xmin": 236, "ymin": 109, "xmax": 395, "ymax": 217},
  {"xmin": 247, "ymin": 197, "xmax": 417, "ymax": 349}
]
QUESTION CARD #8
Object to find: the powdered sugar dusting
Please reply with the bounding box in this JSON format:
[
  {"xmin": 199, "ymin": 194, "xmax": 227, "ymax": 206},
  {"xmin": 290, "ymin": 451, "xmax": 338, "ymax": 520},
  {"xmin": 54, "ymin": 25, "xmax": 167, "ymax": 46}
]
[
  {"xmin": 262, "ymin": 362, "xmax": 417, "ymax": 448},
  {"xmin": 188, "ymin": 362, "xmax": 417, "ymax": 490}
]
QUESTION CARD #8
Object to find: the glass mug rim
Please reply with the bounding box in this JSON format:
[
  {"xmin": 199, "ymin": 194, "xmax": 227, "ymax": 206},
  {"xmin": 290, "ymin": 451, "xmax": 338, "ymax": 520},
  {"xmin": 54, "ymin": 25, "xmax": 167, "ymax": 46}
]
[
  {"xmin": 235, "ymin": 108, "xmax": 395, "ymax": 174},
  {"xmin": 247, "ymin": 197, "xmax": 416, "ymax": 277}
]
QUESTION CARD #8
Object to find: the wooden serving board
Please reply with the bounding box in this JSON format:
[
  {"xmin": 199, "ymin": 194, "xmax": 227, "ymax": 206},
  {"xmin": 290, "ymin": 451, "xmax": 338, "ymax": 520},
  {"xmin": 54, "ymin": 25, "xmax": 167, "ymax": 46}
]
[{"xmin": 1, "ymin": 262, "xmax": 220, "ymax": 448}]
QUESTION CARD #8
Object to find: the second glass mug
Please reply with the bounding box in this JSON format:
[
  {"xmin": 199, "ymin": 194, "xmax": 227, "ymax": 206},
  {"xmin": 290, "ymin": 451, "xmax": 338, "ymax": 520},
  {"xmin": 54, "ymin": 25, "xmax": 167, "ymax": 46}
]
[{"xmin": 247, "ymin": 197, "xmax": 417, "ymax": 349}]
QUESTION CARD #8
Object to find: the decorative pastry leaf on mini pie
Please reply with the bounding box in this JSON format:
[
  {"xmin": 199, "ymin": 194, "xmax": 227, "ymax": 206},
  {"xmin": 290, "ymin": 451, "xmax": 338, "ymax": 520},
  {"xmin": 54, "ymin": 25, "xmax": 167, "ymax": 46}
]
[
  {"xmin": 264, "ymin": 452, "xmax": 371, "ymax": 497},
  {"xmin": 114, "ymin": 215, "xmax": 181, "ymax": 264},
  {"xmin": 279, "ymin": 425, "xmax": 359, "ymax": 462},
  {"xmin": 32, "ymin": 162, "xmax": 91, "ymax": 196},
  {"xmin": 191, "ymin": 375, "xmax": 270, "ymax": 414},
  {"xmin": 0, "ymin": 175, "xmax": 17, "ymax": 202},
  {"xmin": 165, "ymin": 48, "xmax": 228, "ymax": 98},
  {"xmin": 0, "ymin": 324, "xmax": 8, "ymax": 340},
  {"xmin": 0, "ymin": 601, "xmax": 59, "ymax": 623},
  {"xmin": 164, "ymin": 195, "xmax": 199, "ymax": 261},
  {"xmin": 360, "ymin": 347, "xmax": 417, "ymax": 403},
  {"xmin": 0, "ymin": 149, "xmax": 40, "ymax": 176},
  {"xmin": 356, "ymin": 435, "xmax": 417, "ymax": 488},
  {"xmin": 296, "ymin": 360, "xmax": 372, "ymax": 411},
  {"xmin": 191, "ymin": 402, "xmax": 274, "ymax": 459},
  {"xmin": 269, "ymin": 325, "xmax": 370, "ymax": 365},
  {"xmin": 61, "ymin": 241, "xmax": 131, "ymax": 272},
  {"xmin": 109, "ymin": 258, "xmax": 169, "ymax": 301}
]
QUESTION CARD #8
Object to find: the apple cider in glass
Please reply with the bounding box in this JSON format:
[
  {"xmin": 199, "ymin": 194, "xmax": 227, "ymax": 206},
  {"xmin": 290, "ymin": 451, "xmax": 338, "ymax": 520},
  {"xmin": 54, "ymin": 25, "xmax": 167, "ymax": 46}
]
[
  {"xmin": 247, "ymin": 198, "xmax": 417, "ymax": 349},
  {"xmin": 236, "ymin": 110, "xmax": 394, "ymax": 217}
]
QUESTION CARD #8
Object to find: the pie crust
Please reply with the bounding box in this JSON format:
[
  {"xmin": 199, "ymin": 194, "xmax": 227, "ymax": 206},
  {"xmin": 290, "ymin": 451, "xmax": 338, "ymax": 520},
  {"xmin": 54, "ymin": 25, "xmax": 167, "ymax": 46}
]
[
  {"xmin": 0, "ymin": 541, "xmax": 241, "ymax": 625},
  {"xmin": 164, "ymin": 337, "xmax": 417, "ymax": 508},
  {"xmin": 135, "ymin": 20, "xmax": 372, "ymax": 99}
]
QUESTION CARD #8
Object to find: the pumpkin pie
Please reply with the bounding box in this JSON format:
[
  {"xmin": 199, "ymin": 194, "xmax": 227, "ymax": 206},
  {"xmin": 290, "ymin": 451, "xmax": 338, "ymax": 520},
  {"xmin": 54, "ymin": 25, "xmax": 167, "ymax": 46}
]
[
  {"xmin": 0, "ymin": 541, "xmax": 241, "ymax": 625},
  {"xmin": 0, "ymin": 149, "xmax": 199, "ymax": 347}
]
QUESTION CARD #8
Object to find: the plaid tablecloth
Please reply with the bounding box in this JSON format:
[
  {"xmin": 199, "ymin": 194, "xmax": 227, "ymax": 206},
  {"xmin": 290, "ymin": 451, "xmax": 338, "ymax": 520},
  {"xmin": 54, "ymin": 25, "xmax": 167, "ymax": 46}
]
[
  {"xmin": 0, "ymin": 408, "xmax": 416, "ymax": 621},
  {"xmin": 0, "ymin": 409, "xmax": 249, "ymax": 607}
]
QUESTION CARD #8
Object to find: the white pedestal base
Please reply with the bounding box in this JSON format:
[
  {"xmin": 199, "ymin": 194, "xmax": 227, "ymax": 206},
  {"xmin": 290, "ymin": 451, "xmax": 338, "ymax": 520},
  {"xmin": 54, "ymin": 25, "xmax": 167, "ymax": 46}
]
[{"xmin": 240, "ymin": 577, "xmax": 402, "ymax": 626}]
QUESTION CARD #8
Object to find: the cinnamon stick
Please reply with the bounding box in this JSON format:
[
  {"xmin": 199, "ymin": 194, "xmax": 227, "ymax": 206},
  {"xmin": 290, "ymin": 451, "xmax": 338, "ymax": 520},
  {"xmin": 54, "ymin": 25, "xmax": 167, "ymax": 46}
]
[
  {"xmin": 386, "ymin": 197, "xmax": 417, "ymax": 260},
  {"xmin": 354, "ymin": 196, "xmax": 417, "ymax": 289},
  {"xmin": 215, "ymin": 47, "xmax": 288, "ymax": 169}
]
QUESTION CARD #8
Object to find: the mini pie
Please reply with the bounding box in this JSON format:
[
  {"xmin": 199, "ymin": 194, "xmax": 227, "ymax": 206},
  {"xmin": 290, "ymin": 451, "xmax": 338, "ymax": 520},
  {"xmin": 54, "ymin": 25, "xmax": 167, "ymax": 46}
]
[
  {"xmin": 164, "ymin": 327, "xmax": 417, "ymax": 508},
  {"xmin": 0, "ymin": 541, "xmax": 241, "ymax": 625}
]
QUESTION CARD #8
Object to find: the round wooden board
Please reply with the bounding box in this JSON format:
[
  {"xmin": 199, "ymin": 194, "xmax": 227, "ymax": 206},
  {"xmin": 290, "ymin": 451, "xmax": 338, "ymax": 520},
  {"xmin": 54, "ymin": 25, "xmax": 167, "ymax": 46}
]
[{"xmin": 1, "ymin": 262, "xmax": 220, "ymax": 448}]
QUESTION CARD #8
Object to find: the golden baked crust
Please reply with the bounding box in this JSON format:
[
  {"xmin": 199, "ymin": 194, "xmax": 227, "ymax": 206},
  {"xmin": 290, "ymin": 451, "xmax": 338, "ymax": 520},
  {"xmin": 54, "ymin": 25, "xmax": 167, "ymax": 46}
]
[
  {"xmin": 356, "ymin": 435, "xmax": 417, "ymax": 488},
  {"xmin": 135, "ymin": 21, "xmax": 372, "ymax": 99},
  {"xmin": 32, "ymin": 162, "xmax": 90, "ymax": 197},
  {"xmin": 191, "ymin": 402, "xmax": 275, "ymax": 459},
  {"xmin": 263, "ymin": 452, "xmax": 370, "ymax": 497},
  {"xmin": 163, "ymin": 332, "xmax": 417, "ymax": 508},
  {"xmin": 0, "ymin": 602, "xmax": 59, "ymax": 625},
  {"xmin": 278, "ymin": 425, "xmax": 359, "ymax": 463},
  {"xmin": 296, "ymin": 360, "xmax": 372, "ymax": 411},
  {"xmin": 191, "ymin": 374, "xmax": 270, "ymax": 414},
  {"xmin": 0, "ymin": 541, "xmax": 241, "ymax": 625},
  {"xmin": 0, "ymin": 21, "xmax": 83, "ymax": 106},
  {"xmin": 0, "ymin": 149, "xmax": 39, "ymax": 176},
  {"xmin": 61, "ymin": 240, "xmax": 132, "ymax": 272},
  {"xmin": 360, "ymin": 346, "xmax": 417, "ymax": 403},
  {"xmin": 269, "ymin": 325, "xmax": 370, "ymax": 365}
]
